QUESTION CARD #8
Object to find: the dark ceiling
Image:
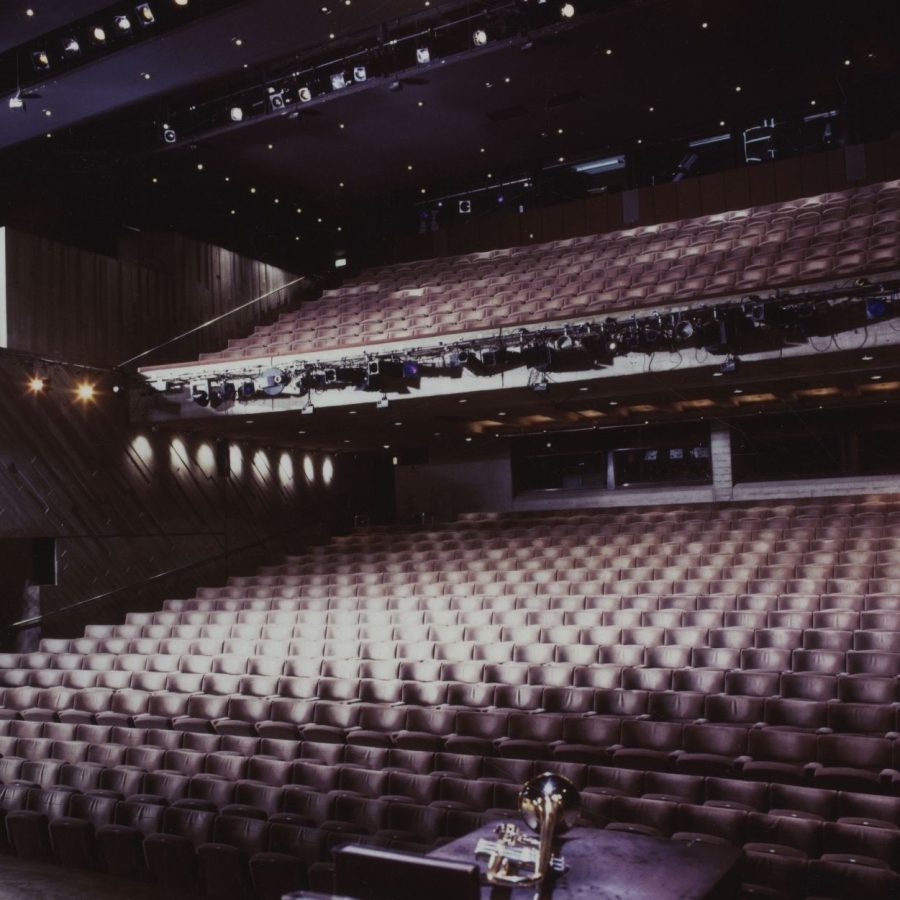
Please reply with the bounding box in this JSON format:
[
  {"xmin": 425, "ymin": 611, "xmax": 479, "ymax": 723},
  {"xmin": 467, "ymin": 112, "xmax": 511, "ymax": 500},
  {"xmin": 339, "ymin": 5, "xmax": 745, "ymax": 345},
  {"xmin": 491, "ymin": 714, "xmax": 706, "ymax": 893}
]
[{"xmin": 1, "ymin": 0, "xmax": 899, "ymax": 271}]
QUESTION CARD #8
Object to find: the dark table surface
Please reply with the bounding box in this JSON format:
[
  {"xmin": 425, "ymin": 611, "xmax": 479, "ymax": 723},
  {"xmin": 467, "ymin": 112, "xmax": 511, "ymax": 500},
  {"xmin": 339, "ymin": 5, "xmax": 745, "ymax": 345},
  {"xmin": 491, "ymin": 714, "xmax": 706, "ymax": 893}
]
[{"xmin": 429, "ymin": 822, "xmax": 742, "ymax": 900}]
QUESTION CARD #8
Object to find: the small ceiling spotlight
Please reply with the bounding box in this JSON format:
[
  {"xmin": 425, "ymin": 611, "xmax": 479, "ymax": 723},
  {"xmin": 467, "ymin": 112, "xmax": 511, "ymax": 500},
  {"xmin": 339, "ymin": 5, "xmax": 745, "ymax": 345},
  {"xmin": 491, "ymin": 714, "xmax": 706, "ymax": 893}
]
[
  {"xmin": 173, "ymin": 0, "xmax": 190, "ymax": 6},
  {"xmin": 76, "ymin": 382, "xmax": 96, "ymax": 402},
  {"xmin": 561, "ymin": 2, "xmax": 575, "ymax": 17},
  {"xmin": 162, "ymin": 125, "xmax": 177, "ymax": 143},
  {"xmin": 27, "ymin": 374, "xmax": 49, "ymax": 394},
  {"xmin": 63, "ymin": 36, "xmax": 81, "ymax": 57},
  {"xmin": 298, "ymin": 86, "xmax": 312, "ymax": 102},
  {"xmin": 473, "ymin": 29, "xmax": 488, "ymax": 46},
  {"xmin": 269, "ymin": 90, "xmax": 285, "ymax": 110},
  {"xmin": 114, "ymin": 15, "xmax": 133, "ymax": 31},
  {"xmin": 229, "ymin": 106, "xmax": 244, "ymax": 122},
  {"xmin": 31, "ymin": 50, "xmax": 50, "ymax": 71},
  {"xmin": 416, "ymin": 47, "xmax": 431, "ymax": 64},
  {"xmin": 353, "ymin": 66, "xmax": 367, "ymax": 82},
  {"xmin": 91, "ymin": 25, "xmax": 107, "ymax": 44},
  {"xmin": 330, "ymin": 71, "xmax": 347, "ymax": 90},
  {"xmin": 136, "ymin": 4, "xmax": 155, "ymax": 25},
  {"xmin": 458, "ymin": 199, "xmax": 472, "ymax": 213}
]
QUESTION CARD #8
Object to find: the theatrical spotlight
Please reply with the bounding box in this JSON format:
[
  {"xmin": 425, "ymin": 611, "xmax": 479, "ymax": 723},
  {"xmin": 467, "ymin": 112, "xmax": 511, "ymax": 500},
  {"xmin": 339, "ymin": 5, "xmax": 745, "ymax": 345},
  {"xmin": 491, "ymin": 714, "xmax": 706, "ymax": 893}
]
[
  {"xmin": 330, "ymin": 72, "xmax": 347, "ymax": 90},
  {"xmin": 91, "ymin": 25, "xmax": 108, "ymax": 44},
  {"xmin": 464, "ymin": 346, "xmax": 522, "ymax": 376},
  {"xmin": 114, "ymin": 15, "xmax": 133, "ymax": 32},
  {"xmin": 191, "ymin": 384, "xmax": 209, "ymax": 406},
  {"xmin": 269, "ymin": 91, "xmax": 285, "ymax": 110},
  {"xmin": 162, "ymin": 125, "xmax": 177, "ymax": 143},
  {"xmin": 672, "ymin": 317, "xmax": 695, "ymax": 341},
  {"xmin": 31, "ymin": 50, "xmax": 50, "ymax": 71},
  {"xmin": 866, "ymin": 296, "xmax": 889, "ymax": 320},
  {"xmin": 416, "ymin": 47, "xmax": 431, "ymax": 64},
  {"xmin": 259, "ymin": 367, "xmax": 289, "ymax": 396},
  {"xmin": 222, "ymin": 381, "xmax": 237, "ymax": 402},
  {"xmin": 136, "ymin": 4, "xmax": 155, "ymax": 25},
  {"xmin": 353, "ymin": 66, "xmax": 367, "ymax": 83},
  {"xmin": 473, "ymin": 29, "xmax": 488, "ymax": 46},
  {"xmin": 239, "ymin": 380, "xmax": 255, "ymax": 400},
  {"xmin": 229, "ymin": 106, "xmax": 244, "ymax": 122},
  {"xmin": 561, "ymin": 3, "xmax": 576, "ymax": 18},
  {"xmin": 8, "ymin": 94, "xmax": 25, "ymax": 111},
  {"xmin": 63, "ymin": 37, "xmax": 82, "ymax": 57},
  {"xmin": 298, "ymin": 86, "xmax": 313, "ymax": 102},
  {"xmin": 522, "ymin": 342, "xmax": 552, "ymax": 371}
]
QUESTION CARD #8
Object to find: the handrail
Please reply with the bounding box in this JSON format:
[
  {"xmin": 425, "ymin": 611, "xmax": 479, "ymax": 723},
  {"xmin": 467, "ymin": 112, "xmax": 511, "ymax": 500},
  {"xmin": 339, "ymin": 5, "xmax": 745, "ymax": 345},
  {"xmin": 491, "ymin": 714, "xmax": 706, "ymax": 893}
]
[{"xmin": 5, "ymin": 522, "xmax": 323, "ymax": 632}]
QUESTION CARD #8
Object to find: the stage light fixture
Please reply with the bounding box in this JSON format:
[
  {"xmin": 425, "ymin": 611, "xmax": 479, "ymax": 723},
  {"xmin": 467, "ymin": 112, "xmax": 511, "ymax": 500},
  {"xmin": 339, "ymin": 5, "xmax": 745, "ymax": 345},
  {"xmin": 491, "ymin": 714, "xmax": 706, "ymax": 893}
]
[
  {"xmin": 63, "ymin": 37, "xmax": 81, "ymax": 57},
  {"xmin": 91, "ymin": 26, "xmax": 107, "ymax": 44},
  {"xmin": 32, "ymin": 50, "xmax": 50, "ymax": 71},
  {"xmin": 240, "ymin": 381, "xmax": 255, "ymax": 399},
  {"xmin": 115, "ymin": 15, "xmax": 133, "ymax": 31},
  {"xmin": 561, "ymin": 3, "xmax": 575, "ymax": 17},
  {"xmin": 330, "ymin": 72, "xmax": 347, "ymax": 90},
  {"xmin": 714, "ymin": 355, "xmax": 739, "ymax": 377},
  {"xmin": 458, "ymin": 199, "xmax": 472, "ymax": 213},
  {"xmin": 259, "ymin": 367, "xmax": 289, "ymax": 396},
  {"xmin": 269, "ymin": 91, "xmax": 286, "ymax": 110},
  {"xmin": 28, "ymin": 374, "xmax": 49, "ymax": 394},
  {"xmin": 229, "ymin": 106, "xmax": 244, "ymax": 122},
  {"xmin": 136, "ymin": 4, "xmax": 155, "ymax": 24},
  {"xmin": 162, "ymin": 126, "xmax": 177, "ymax": 143},
  {"xmin": 298, "ymin": 86, "xmax": 312, "ymax": 102},
  {"xmin": 673, "ymin": 319, "xmax": 695, "ymax": 341},
  {"xmin": 353, "ymin": 66, "xmax": 367, "ymax": 82},
  {"xmin": 76, "ymin": 382, "xmax": 96, "ymax": 402},
  {"xmin": 174, "ymin": 0, "xmax": 189, "ymax": 6},
  {"xmin": 8, "ymin": 94, "xmax": 25, "ymax": 111},
  {"xmin": 376, "ymin": 395, "xmax": 390, "ymax": 409},
  {"xmin": 866, "ymin": 297, "xmax": 888, "ymax": 319},
  {"xmin": 222, "ymin": 381, "xmax": 237, "ymax": 402},
  {"xmin": 473, "ymin": 29, "xmax": 488, "ymax": 46},
  {"xmin": 416, "ymin": 47, "xmax": 431, "ymax": 64},
  {"xmin": 191, "ymin": 384, "xmax": 209, "ymax": 406}
]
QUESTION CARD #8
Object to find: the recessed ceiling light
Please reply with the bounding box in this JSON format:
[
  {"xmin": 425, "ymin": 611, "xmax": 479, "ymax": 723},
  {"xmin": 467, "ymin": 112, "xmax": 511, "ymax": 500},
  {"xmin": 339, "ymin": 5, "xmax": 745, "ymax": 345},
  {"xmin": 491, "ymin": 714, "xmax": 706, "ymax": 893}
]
[
  {"xmin": 152, "ymin": 177, "xmax": 159, "ymax": 183},
  {"xmin": 733, "ymin": 388, "xmax": 743, "ymax": 394},
  {"xmin": 343, "ymin": 439, "xmax": 351, "ymax": 444},
  {"xmin": 297, "ymin": 430, "xmax": 306, "ymax": 435},
  {"xmin": 196, "ymin": 163, "xmax": 204, "ymax": 171},
  {"xmin": 43, "ymin": 109, "xmax": 52, "ymax": 117},
  {"xmin": 348, "ymin": 410, "xmax": 357, "ymax": 415},
  {"xmin": 250, "ymin": 187, "xmax": 256, "ymax": 193},
  {"xmin": 497, "ymin": 411, "xmax": 506, "ymax": 417},
  {"xmin": 579, "ymin": 386, "xmax": 589, "ymax": 392},
  {"xmin": 862, "ymin": 354, "xmax": 874, "ymax": 361},
  {"xmin": 458, "ymin": 398, "xmax": 468, "ymax": 404},
  {"xmin": 233, "ymin": 37, "xmax": 243, "ymax": 46},
  {"xmin": 26, "ymin": 8, "xmax": 34, "ymax": 16},
  {"xmin": 735, "ymin": 85, "xmax": 742, "ymax": 92},
  {"xmin": 141, "ymin": 72, "xmax": 152, "ymax": 80},
  {"xmin": 701, "ymin": 20, "xmax": 708, "ymax": 28},
  {"xmin": 605, "ymin": 48, "xmax": 612, "ymax": 55},
  {"xmin": 609, "ymin": 400, "xmax": 618, "ymax": 406},
  {"xmin": 844, "ymin": 58, "xmax": 851, "ymax": 66},
  {"xmin": 648, "ymin": 106, "xmax": 655, "ymax": 112},
  {"xmin": 465, "ymin": 437, "xmax": 473, "ymax": 442},
  {"xmin": 393, "ymin": 421, "xmax": 402, "ymax": 426},
  {"xmin": 871, "ymin": 374, "xmax": 883, "ymax": 381}
]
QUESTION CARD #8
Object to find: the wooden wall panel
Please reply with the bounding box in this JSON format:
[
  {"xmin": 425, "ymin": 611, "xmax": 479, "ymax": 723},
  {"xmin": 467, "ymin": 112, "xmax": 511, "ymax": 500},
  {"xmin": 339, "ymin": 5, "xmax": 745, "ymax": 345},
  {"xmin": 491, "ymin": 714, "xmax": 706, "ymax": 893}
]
[
  {"xmin": 0, "ymin": 354, "xmax": 351, "ymax": 644},
  {"xmin": 3, "ymin": 229, "xmax": 305, "ymax": 369}
]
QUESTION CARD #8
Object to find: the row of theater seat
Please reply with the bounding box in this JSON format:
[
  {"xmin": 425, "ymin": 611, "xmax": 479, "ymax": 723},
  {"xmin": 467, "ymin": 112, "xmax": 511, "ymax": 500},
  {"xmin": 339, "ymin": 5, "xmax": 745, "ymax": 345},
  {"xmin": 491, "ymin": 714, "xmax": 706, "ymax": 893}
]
[
  {"xmin": 30, "ymin": 624, "xmax": 900, "ymax": 653},
  {"xmin": 198, "ymin": 181, "xmax": 900, "ymax": 361},
  {"xmin": 2, "ymin": 734, "xmax": 900, "ymax": 898},
  {"xmin": 3, "ymin": 692, "xmax": 900, "ymax": 791}
]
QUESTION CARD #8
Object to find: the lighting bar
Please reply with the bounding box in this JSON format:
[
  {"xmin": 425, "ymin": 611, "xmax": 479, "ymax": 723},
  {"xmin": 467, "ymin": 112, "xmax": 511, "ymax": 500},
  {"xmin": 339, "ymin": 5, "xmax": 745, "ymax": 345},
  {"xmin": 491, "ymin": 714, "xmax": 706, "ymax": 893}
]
[
  {"xmin": 573, "ymin": 155, "xmax": 626, "ymax": 174},
  {"xmin": 687, "ymin": 133, "xmax": 731, "ymax": 148}
]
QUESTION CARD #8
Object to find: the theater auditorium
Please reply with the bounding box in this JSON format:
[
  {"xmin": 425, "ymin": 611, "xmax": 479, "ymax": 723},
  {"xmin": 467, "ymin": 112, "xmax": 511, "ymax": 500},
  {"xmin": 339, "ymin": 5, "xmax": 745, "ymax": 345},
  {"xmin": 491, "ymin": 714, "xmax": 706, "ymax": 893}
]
[{"xmin": 1, "ymin": 1, "xmax": 900, "ymax": 898}]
